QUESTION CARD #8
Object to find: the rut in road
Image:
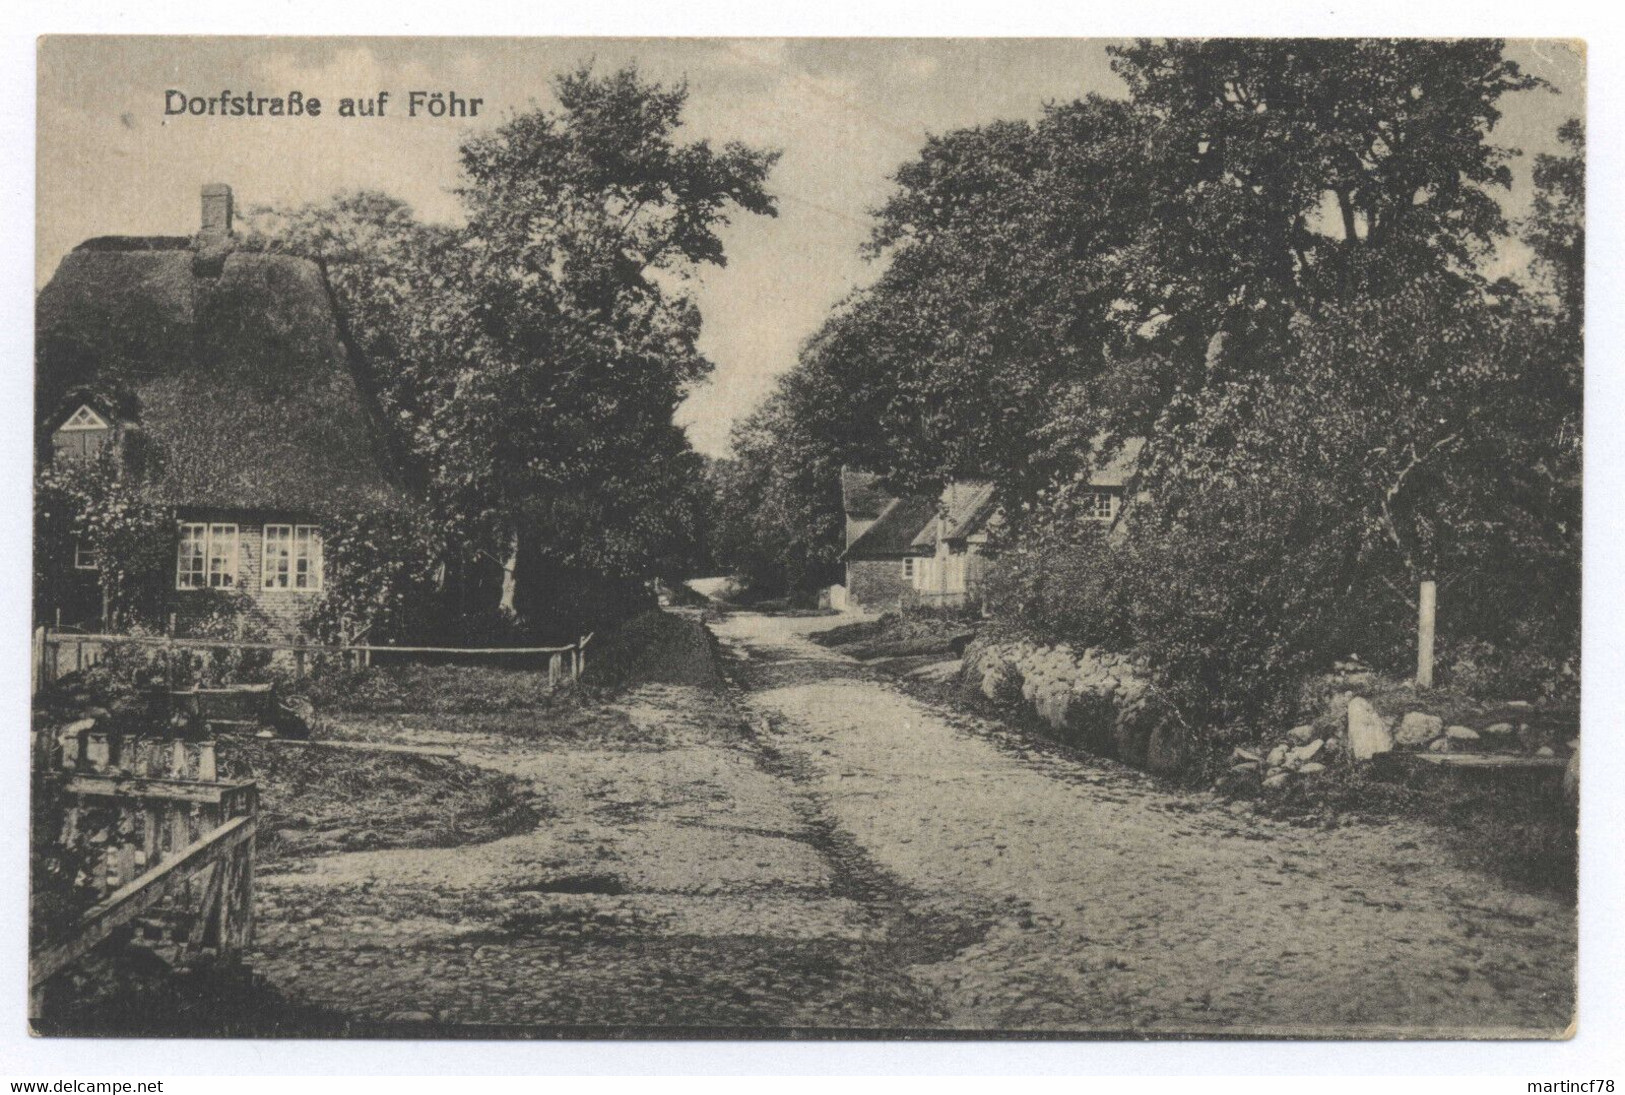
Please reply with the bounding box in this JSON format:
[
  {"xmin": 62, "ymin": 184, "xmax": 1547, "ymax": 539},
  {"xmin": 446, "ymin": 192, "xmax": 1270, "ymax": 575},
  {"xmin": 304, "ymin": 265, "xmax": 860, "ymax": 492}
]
[{"xmin": 713, "ymin": 610, "xmax": 1576, "ymax": 1037}]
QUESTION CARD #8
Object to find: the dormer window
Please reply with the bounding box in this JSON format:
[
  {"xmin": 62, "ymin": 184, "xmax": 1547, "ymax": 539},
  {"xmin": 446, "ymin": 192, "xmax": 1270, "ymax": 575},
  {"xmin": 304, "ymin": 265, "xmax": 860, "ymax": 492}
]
[
  {"xmin": 1085, "ymin": 491, "xmax": 1119, "ymax": 523},
  {"xmin": 53, "ymin": 404, "xmax": 113, "ymax": 460}
]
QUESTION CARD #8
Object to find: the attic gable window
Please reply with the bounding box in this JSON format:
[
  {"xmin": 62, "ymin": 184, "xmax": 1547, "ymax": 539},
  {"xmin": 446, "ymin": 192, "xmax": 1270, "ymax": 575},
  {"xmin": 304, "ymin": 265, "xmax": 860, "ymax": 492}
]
[
  {"xmin": 177, "ymin": 523, "xmax": 238, "ymax": 590},
  {"xmin": 61, "ymin": 405, "xmax": 109, "ymax": 430},
  {"xmin": 264, "ymin": 525, "xmax": 323, "ymax": 591},
  {"xmin": 53, "ymin": 404, "xmax": 112, "ymax": 460}
]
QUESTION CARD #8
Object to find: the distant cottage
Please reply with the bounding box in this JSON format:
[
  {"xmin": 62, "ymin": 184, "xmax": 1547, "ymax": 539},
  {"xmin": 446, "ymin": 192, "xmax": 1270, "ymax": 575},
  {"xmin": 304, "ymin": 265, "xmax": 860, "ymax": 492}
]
[
  {"xmin": 35, "ymin": 184, "xmax": 409, "ymax": 638},
  {"xmin": 837, "ymin": 439, "xmax": 1144, "ymax": 612}
]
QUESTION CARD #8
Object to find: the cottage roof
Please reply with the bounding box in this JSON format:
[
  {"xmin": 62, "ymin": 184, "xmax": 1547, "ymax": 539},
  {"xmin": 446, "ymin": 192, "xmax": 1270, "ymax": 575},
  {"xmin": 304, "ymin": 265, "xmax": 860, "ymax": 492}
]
[
  {"xmin": 36, "ymin": 220, "xmax": 408, "ymax": 515},
  {"xmin": 910, "ymin": 479, "xmax": 998, "ymax": 548},
  {"xmin": 840, "ymin": 467, "xmax": 892, "ymax": 519},
  {"xmin": 842, "ymin": 494, "xmax": 940, "ymax": 560}
]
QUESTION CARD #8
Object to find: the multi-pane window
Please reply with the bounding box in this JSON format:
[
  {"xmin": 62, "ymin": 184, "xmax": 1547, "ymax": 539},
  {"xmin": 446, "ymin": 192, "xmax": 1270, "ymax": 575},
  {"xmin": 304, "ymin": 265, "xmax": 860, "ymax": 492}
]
[
  {"xmin": 73, "ymin": 538, "xmax": 97, "ymax": 571},
  {"xmin": 903, "ymin": 556, "xmax": 916, "ymax": 581},
  {"xmin": 1086, "ymin": 491, "xmax": 1118, "ymax": 522},
  {"xmin": 264, "ymin": 525, "xmax": 322, "ymax": 591},
  {"xmin": 176, "ymin": 523, "xmax": 238, "ymax": 589}
]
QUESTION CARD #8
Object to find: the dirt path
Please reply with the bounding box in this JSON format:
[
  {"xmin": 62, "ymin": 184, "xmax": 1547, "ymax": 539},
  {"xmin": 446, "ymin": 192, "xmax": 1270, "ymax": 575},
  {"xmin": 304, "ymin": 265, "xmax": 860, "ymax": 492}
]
[
  {"xmin": 246, "ymin": 610, "xmax": 1573, "ymax": 1035},
  {"xmin": 247, "ymin": 680, "xmax": 943, "ymax": 1030},
  {"xmin": 711, "ymin": 610, "xmax": 1576, "ymax": 1037}
]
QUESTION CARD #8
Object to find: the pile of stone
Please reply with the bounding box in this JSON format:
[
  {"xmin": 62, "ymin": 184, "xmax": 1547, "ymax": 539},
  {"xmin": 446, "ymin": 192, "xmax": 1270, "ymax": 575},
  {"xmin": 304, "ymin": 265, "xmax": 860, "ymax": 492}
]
[
  {"xmin": 1220, "ymin": 721, "xmax": 1345, "ymax": 796},
  {"xmin": 1218, "ymin": 684, "xmax": 1580, "ymax": 798},
  {"xmin": 961, "ymin": 638, "xmax": 1186, "ymax": 773}
]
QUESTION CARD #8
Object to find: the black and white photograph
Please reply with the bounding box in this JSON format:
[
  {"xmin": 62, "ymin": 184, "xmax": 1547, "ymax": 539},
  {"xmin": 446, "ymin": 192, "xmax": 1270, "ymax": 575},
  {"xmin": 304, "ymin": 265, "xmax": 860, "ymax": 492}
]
[{"xmin": 25, "ymin": 34, "xmax": 1585, "ymax": 1042}]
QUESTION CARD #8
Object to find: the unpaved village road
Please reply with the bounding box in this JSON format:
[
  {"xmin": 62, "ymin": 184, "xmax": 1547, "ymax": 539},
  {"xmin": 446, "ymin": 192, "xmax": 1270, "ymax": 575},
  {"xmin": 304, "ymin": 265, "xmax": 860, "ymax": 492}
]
[{"xmin": 249, "ymin": 610, "xmax": 1575, "ymax": 1035}]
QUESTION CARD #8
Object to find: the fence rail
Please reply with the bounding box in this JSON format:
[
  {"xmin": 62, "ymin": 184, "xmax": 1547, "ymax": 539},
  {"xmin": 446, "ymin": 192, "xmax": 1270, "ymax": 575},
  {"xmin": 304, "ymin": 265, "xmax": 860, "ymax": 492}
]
[
  {"xmin": 29, "ymin": 731, "xmax": 258, "ymax": 1020},
  {"xmin": 33, "ymin": 627, "xmax": 595, "ymax": 695}
]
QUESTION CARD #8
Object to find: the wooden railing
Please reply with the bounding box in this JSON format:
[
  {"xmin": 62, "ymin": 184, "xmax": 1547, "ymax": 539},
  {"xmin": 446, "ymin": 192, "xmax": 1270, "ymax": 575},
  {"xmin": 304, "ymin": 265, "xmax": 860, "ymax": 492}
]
[
  {"xmin": 29, "ymin": 732, "xmax": 258, "ymax": 1020},
  {"xmin": 33, "ymin": 627, "xmax": 596, "ymax": 694}
]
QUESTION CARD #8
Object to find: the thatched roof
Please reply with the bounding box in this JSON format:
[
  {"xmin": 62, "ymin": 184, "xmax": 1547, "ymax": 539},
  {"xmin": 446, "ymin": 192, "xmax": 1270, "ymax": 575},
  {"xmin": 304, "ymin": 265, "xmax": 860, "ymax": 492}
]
[
  {"xmin": 840, "ymin": 467, "xmax": 891, "ymax": 519},
  {"xmin": 845, "ymin": 436, "xmax": 1145, "ymax": 560},
  {"xmin": 36, "ymin": 237, "xmax": 407, "ymax": 515},
  {"xmin": 843, "ymin": 494, "xmax": 940, "ymax": 560},
  {"xmin": 911, "ymin": 479, "xmax": 997, "ymax": 549}
]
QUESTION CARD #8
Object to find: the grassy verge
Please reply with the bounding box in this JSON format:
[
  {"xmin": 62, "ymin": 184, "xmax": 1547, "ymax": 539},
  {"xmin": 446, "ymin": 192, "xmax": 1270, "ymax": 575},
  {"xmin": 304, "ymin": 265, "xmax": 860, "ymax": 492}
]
[
  {"xmin": 809, "ymin": 610, "xmax": 978, "ymax": 661},
  {"xmin": 217, "ymin": 738, "xmax": 540, "ymax": 864}
]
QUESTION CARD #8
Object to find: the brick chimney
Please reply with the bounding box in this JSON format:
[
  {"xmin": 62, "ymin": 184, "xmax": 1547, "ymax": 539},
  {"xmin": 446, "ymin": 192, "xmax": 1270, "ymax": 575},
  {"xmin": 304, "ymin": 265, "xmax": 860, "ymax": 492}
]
[{"xmin": 199, "ymin": 183, "xmax": 234, "ymax": 240}]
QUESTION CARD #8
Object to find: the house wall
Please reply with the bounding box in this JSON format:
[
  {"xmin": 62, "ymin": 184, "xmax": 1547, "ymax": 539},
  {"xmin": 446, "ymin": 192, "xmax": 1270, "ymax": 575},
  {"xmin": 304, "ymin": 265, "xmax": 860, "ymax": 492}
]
[
  {"xmin": 845, "ymin": 558, "xmax": 911, "ymax": 610},
  {"xmin": 911, "ymin": 540, "xmax": 992, "ymax": 607},
  {"xmin": 169, "ymin": 514, "xmax": 324, "ymax": 641}
]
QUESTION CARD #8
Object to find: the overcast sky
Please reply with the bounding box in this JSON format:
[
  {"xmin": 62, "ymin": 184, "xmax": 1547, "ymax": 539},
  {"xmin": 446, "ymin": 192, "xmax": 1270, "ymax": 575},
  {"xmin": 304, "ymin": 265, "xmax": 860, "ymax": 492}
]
[{"xmin": 36, "ymin": 37, "xmax": 1584, "ymax": 456}]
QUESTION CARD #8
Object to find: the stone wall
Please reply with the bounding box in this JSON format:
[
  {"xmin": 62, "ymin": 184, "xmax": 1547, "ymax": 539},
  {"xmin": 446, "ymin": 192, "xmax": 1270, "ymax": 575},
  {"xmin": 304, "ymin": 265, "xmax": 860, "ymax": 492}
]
[
  {"xmin": 844, "ymin": 558, "xmax": 911, "ymax": 611},
  {"xmin": 961, "ymin": 636, "xmax": 1188, "ymax": 775}
]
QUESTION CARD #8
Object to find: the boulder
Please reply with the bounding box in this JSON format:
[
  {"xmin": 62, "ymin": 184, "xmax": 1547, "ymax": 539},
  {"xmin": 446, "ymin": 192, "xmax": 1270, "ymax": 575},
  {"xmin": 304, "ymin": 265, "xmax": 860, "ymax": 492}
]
[
  {"xmin": 1427, "ymin": 737, "xmax": 1451, "ymax": 753},
  {"xmin": 1536, "ymin": 746, "xmax": 1556, "ymax": 758},
  {"xmin": 1231, "ymin": 747, "xmax": 1264, "ymax": 765},
  {"xmin": 272, "ymin": 696, "xmax": 321, "ymax": 740},
  {"xmin": 1480, "ymin": 721, "xmax": 1515, "ymax": 738},
  {"xmin": 1267, "ymin": 744, "xmax": 1289, "ymax": 768},
  {"xmin": 1287, "ymin": 724, "xmax": 1316, "ymax": 745},
  {"xmin": 1289, "ymin": 739, "xmax": 1324, "ymax": 765},
  {"xmin": 1445, "ymin": 725, "xmax": 1481, "ymax": 743},
  {"xmin": 1113, "ymin": 714, "xmax": 1152, "ymax": 769},
  {"xmin": 1347, "ymin": 698, "xmax": 1393, "ymax": 762},
  {"xmin": 1146, "ymin": 719, "xmax": 1189, "ymax": 775},
  {"xmin": 1262, "ymin": 771, "xmax": 1292, "ymax": 790},
  {"xmin": 1396, "ymin": 712, "xmax": 1443, "ymax": 747},
  {"xmin": 1298, "ymin": 762, "xmax": 1327, "ymax": 776}
]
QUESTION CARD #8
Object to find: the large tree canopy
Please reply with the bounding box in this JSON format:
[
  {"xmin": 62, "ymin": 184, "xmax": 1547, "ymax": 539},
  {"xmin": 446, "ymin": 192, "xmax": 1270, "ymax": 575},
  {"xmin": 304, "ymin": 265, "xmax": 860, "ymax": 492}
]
[
  {"xmin": 723, "ymin": 38, "xmax": 1576, "ymax": 723},
  {"xmin": 251, "ymin": 64, "xmax": 778, "ymax": 632}
]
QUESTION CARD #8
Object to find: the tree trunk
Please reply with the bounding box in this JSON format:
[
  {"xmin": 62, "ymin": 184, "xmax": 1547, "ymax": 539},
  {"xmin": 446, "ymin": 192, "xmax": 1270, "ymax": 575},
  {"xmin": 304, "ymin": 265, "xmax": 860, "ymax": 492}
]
[
  {"xmin": 1336, "ymin": 189, "xmax": 1359, "ymax": 243},
  {"xmin": 499, "ymin": 529, "xmax": 520, "ymax": 615}
]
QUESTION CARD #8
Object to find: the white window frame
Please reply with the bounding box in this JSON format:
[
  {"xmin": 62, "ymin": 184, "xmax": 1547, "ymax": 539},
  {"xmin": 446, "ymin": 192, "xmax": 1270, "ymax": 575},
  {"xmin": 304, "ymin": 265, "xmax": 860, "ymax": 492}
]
[
  {"xmin": 1087, "ymin": 491, "xmax": 1118, "ymax": 523},
  {"xmin": 177, "ymin": 523, "xmax": 238, "ymax": 590},
  {"xmin": 263, "ymin": 524, "xmax": 323, "ymax": 592},
  {"xmin": 73, "ymin": 537, "xmax": 98, "ymax": 571}
]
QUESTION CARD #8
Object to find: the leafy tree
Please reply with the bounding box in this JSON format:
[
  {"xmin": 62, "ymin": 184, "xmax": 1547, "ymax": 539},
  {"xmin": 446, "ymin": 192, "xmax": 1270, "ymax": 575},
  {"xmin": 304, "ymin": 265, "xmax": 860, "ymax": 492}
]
[
  {"xmin": 746, "ymin": 39, "xmax": 1575, "ymax": 733},
  {"xmin": 34, "ymin": 451, "xmax": 170, "ymax": 628},
  {"xmin": 709, "ymin": 367, "xmax": 846, "ymax": 598},
  {"xmin": 251, "ymin": 64, "xmax": 779, "ymax": 630}
]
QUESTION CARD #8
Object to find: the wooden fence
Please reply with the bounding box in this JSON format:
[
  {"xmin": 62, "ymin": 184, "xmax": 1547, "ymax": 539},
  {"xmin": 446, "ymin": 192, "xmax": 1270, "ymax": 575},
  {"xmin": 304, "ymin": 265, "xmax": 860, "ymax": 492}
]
[
  {"xmin": 33, "ymin": 627, "xmax": 595, "ymax": 696},
  {"xmin": 29, "ymin": 732, "xmax": 258, "ymax": 1019}
]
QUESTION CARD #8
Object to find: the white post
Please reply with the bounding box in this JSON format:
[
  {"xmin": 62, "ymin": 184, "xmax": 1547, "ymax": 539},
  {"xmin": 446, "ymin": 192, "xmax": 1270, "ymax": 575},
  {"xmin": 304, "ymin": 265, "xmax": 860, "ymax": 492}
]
[{"xmin": 1417, "ymin": 579, "xmax": 1437, "ymax": 689}]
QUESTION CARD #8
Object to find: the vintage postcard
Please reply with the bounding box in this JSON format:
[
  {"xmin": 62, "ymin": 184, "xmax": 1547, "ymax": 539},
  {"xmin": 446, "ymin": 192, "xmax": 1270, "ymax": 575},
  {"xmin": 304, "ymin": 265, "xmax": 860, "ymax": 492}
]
[{"xmin": 28, "ymin": 35, "xmax": 1582, "ymax": 1039}]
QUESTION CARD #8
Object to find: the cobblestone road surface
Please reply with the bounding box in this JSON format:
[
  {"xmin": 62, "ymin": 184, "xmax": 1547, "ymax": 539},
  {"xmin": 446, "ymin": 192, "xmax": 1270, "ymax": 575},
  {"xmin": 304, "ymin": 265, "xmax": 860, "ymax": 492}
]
[{"xmin": 248, "ymin": 610, "xmax": 1575, "ymax": 1036}]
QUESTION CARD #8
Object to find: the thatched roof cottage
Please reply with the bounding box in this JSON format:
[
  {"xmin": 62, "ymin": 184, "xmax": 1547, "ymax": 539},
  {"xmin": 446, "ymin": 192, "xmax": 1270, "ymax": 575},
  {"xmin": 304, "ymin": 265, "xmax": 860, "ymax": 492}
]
[{"xmin": 36, "ymin": 184, "xmax": 409, "ymax": 637}]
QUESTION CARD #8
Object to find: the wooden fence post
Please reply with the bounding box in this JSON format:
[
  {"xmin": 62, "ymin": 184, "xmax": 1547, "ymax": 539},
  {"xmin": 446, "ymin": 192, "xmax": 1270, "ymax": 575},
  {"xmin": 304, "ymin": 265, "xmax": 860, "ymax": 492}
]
[{"xmin": 1417, "ymin": 578, "xmax": 1437, "ymax": 689}]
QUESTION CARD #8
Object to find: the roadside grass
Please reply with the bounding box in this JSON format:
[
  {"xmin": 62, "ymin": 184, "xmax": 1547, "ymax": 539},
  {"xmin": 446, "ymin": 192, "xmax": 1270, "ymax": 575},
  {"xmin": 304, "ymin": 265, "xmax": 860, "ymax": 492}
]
[
  {"xmin": 218, "ymin": 737, "xmax": 540, "ymax": 864},
  {"xmin": 810, "ymin": 610, "xmax": 978, "ymax": 661}
]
